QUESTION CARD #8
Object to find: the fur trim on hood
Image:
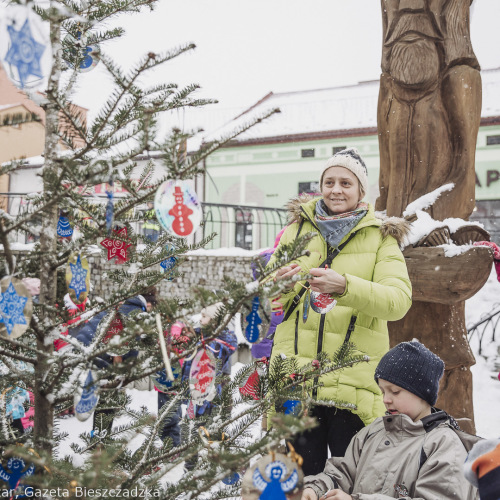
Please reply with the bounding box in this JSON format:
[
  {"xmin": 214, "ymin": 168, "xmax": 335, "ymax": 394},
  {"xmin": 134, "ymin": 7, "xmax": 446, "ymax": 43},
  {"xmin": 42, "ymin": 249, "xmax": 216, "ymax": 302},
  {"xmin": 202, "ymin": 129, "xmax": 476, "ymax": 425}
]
[{"xmin": 285, "ymin": 194, "xmax": 410, "ymax": 245}]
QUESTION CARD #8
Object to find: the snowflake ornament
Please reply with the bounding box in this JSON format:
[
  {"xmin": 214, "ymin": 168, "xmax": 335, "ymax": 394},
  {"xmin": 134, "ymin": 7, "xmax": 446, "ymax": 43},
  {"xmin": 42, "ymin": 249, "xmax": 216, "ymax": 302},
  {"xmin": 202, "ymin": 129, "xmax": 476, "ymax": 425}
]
[
  {"xmin": 68, "ymin": 255, "xmax": 88, "ymax": 301},
  {"xmin": 0, "ymin": 280, "xmax": 30, "ymax": 337}
]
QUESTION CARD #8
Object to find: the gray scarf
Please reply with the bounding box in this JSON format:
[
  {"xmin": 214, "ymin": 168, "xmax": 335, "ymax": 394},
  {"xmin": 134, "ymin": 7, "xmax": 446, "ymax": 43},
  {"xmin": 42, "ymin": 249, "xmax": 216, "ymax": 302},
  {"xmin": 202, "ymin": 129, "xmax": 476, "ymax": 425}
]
[{"xmin": 314, "ymin": 200, "xmax": 367, "ymax": 248}]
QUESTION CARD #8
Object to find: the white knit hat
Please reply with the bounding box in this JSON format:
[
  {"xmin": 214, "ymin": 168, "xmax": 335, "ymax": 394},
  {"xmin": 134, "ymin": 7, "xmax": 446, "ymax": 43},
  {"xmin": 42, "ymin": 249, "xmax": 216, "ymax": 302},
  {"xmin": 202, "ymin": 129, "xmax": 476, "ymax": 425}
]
[{"xmin": 320, "ymin": 147, "xmax": 368, "ymax": 195}]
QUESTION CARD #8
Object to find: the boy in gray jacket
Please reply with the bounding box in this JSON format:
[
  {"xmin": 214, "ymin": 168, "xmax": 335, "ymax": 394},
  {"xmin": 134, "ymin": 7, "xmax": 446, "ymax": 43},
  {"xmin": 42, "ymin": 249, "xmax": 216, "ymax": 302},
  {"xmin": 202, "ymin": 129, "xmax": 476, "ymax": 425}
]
[{"xmin": 302, "ymin": 341, "xmax": 480, "ymax": 500}]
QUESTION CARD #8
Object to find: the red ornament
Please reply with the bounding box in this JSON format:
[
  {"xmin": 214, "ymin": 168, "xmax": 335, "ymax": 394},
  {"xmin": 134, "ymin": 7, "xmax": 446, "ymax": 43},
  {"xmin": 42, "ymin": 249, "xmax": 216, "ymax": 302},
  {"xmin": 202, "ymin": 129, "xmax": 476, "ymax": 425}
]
[
  {"xmin": 194, "ymin": 350, "xmax": 215, "ymax": 395},
  {"xmin": 312, "ymin": 360, "xmax": 320, "ymax": 369},
  {"xmin": 104, "ymin": 314, "xmax": 124, "ymax": 344},
  {"xmin": 239, "ymin": 369, "xmax": 260, "ymax": 400},
  {"xmin": 100, "ymin": 227, "xmax": 132, "ymax": 263},
  {"xmin": 168, "ymin": 186, "xmax": 194, "ymax": 236}
]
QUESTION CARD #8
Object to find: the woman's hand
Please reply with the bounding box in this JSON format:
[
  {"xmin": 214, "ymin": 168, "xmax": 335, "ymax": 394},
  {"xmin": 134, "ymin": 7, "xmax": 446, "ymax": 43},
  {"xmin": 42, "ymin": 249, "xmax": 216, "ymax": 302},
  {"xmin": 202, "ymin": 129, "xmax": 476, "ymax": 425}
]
[
  {"xmin": 275, "ymin": 263, "xmax": 302, "ymax": 290},
  {"xmin": 301, "ymin": 488, "xmax": 318, "ymax": 500},
  {"xmin": 309, "ymin": 268, "xmax": 346, "ymax": 295},
  {"xmin": 322, "ymin": 490, "xmax": 352, "ymax": 500}
]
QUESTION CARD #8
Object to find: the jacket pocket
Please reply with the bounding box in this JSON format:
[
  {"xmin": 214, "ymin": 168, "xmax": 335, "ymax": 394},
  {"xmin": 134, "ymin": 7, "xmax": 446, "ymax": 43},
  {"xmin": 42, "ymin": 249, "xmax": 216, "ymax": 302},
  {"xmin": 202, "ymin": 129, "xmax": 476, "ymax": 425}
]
[{"xmin": 294, "ymin": 310, "xmax": 299, "ymax": 355}]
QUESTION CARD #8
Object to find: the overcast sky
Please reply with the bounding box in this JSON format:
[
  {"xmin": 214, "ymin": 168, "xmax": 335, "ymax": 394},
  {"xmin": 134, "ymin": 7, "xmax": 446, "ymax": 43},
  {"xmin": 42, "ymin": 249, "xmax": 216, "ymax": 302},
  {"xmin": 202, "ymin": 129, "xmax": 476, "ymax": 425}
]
[{"xmin": 71, "ymin": 0, "xmax": 500, "ymax": 125}]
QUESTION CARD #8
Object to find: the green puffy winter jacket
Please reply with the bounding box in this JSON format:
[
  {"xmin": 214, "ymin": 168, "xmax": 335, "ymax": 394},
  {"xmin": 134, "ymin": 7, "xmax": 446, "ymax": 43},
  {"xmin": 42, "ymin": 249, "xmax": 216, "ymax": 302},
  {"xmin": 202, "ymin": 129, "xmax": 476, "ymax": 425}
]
[{"xmin": 269, "ymin": 196, "xmax": 412, "ymax": 425}]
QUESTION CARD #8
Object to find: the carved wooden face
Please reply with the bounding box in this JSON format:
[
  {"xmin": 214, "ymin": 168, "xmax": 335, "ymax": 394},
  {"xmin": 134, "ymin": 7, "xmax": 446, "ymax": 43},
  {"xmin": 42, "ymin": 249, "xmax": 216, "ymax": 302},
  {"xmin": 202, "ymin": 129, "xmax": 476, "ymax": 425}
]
[{"xmin": 321, "ymin": 166, "xmax": 361, "ymax": 215}]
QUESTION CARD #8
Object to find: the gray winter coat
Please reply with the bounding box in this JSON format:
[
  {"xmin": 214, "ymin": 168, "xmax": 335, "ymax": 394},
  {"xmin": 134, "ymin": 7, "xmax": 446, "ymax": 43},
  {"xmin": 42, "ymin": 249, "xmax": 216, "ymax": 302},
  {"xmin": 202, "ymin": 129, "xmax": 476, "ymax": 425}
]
[{"xmin": 304, "ymin": 411, "xmax": 480, "ymax": 500}]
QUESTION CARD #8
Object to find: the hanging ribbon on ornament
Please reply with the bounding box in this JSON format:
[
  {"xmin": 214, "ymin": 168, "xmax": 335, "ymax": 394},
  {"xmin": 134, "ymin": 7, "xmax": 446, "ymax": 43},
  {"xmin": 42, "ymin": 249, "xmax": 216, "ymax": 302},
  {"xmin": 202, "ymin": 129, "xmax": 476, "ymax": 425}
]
[
  {"xmin": 0, "ymin": 277, "xmax": 33, "ymax": 340},
  {"xmin": 241, "ymin": 295, "xmax": 271, "ymax": 344},
  {"xmin": 105, "ymin": 177, "xmax": 114, "ymax": 235},
  {"xmin": 241, "ymin": 449, "xmax": 304, "ymax": 500},
  {"xmin": 156, "ymin": 313, "xmax": 174, "ymax": 382},
  {"xmin": 65, "ymin": 252, "xmax": 90, "ymax": 305},
  {"xmin": 74, "ymin": 368, "xmax": 99, "ymax": 422},
  {"xmin": 62, "ymin": 27, "xmax": 100, "ymax": 72},
  {"xmin": 0, "ymin": 4, "xmax": 51, "ymax": 91},
  {"xmin": 154, "ymin": 180, "xmax": 202, "ymax": 237},
  {"xmin": 57, "ymin": 210, "xmax": 73, "ymax": 239}
]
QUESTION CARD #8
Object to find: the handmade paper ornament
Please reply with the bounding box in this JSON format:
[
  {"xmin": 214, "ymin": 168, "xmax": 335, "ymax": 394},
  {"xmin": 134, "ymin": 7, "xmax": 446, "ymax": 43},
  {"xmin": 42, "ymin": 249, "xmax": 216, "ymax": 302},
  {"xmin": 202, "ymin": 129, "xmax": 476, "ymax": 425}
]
[
  {"xmin": 102, "ymin": 312, "xmax": 128, "ymax": 356},
  {"xmin": 282, "ymin": 400, "xmax": 303, "ymax": 417},
  {"xmin": 5, "ymin": 387, "xmax": 30, "ymax": 420},
  {"xmin": 309, "ymin": 291, "xmax": 337, "ymax": 314},
  {"xmin": 241, "ymin": 296, "xmax": 271, "ymax": 344},
  {"xmin": 186, "ymin": 400, "xmax": 197, "ymax": 419},
  {"xmin": 74, "ymin": 369, "xmax": 99, "ymax": 422},
  {"xmin": 105, "ymin": 178, "xmax": 114, "ymax": 234},
  {"xmin": 62, "ymin": 30, "xmax": 100, "ymax": 72},
  {"xmin": 0, "ymin": 277, "xmax": 33, "ymax": 339},
  {"xmin": 65, "ymin": 253, "xmax": 90, "ymax": 305},
  {"xmin": 154, "ymin": 180, "xmax": 202, "ymax": 237},
  {"xmin": 100, "ymin": 226, "xmax": 132, "ymax": 263},
  {"xmin": 0, "ymin": 457, "xmax": 35, "ymax": 492},
  {"xmin": 160, "ymin": 246, "xmax": 177, "ymax": 280},
  {"xmin": 222, "ymin": 472, "xmax": 240, "ymax": 486},
  {"xmin": 57, "ymin": 213, "xmax": 73, "ymax": 238},
  {"xmin": 189, "ymin": 348, "xmax": 217, "ymax": 405},
  {"xmin": 0, "ymin": 4, "xmax": 51, "ymax": 91},
  {"xmin": 152, "ymin": 364, "xmax": 181, "ymax": 393},
  {"xmin": 239, "ymin": 369, "xmax": 261, "ymax": 401},
  {"xmin": 241, "ymin": 452, "xmax": 304, "ymax": 500}
]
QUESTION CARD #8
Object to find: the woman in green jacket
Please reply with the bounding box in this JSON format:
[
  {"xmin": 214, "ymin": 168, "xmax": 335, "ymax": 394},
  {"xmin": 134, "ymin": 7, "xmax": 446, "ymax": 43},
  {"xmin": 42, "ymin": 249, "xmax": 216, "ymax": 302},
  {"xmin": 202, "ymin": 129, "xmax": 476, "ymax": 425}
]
[{"xmin": 270, "ymin": 147, "xmax": 412, "ymax": 476}]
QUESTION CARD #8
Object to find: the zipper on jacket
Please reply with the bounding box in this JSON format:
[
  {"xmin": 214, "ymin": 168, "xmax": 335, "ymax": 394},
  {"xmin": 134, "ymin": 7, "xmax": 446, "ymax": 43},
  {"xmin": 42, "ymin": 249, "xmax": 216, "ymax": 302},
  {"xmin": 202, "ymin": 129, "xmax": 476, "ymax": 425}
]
[
  {"xmin": 294, "ymin": 310, "xmax": 299, "ymax": 355},
  {"xmin": 344, "ymin": 316, "xmax": 357, "ymax": 344},
  {"xmin": 312, "ymin": 313, "xmax": 327, "ymax": 398}
]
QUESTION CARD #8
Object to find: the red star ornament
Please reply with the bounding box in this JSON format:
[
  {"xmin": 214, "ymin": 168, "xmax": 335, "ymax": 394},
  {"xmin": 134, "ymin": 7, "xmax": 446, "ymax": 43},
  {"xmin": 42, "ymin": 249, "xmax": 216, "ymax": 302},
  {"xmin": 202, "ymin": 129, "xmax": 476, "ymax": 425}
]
[{"xmin": 100, "ymin": 227, "xmax": 132, "ymax": 263}]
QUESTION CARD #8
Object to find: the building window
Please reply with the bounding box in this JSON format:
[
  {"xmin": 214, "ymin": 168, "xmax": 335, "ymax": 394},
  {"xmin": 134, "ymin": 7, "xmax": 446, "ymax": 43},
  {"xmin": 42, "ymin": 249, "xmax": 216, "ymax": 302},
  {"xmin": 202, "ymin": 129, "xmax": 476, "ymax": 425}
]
[
  {"xmin": 486, "ymin": 135, "xmax": 500, "ymax": 146},
  {"xmin": 301, "ymin": 148, "xmax": 315, "ymax": 158},
  {"xmin": 298, "ymin": 182, "xmax": 320, "ymax": 195},
  {"xmin": 235, "ymin": 210, "xmax": 253, "ymax": 250},
  {"xmin": 332, "ymin": 146, "xmax": 347, "ymax": 155}
]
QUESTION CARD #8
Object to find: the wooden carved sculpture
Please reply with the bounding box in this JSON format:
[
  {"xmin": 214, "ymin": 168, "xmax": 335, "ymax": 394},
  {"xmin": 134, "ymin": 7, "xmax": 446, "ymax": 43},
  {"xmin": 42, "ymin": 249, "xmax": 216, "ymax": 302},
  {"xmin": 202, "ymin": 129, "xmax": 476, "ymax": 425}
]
[{"xmin": 376, "ymin": 0, "xmax": 492, "ymax": 433}]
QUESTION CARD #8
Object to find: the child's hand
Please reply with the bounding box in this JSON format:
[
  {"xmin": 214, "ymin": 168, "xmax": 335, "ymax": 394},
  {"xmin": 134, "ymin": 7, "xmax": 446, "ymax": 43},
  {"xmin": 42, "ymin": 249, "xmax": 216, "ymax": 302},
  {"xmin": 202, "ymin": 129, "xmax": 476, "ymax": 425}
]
[
  {"xmin": 322, "ymin": 489, "xmax": 352, "ymax": 500},
  {"xmin": 301, "ymin": 488, "xmax": 318, "ymax": 500}
]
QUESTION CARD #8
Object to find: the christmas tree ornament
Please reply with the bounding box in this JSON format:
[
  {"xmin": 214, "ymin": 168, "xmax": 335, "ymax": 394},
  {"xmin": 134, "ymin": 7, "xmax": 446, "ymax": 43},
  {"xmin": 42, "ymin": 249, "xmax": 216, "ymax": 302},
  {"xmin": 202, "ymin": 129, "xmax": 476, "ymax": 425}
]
[
  {"xmin": 186, "ymin": 400, "xmax": 197, "ymax": 419},
  {"xmin": 222, "ymin": 472, "xmax": 240, "ymax": 485},
  {"xmin": 62, "ymin": 29, "xmax": 100, "ymax": 72},
  {"xmin": 302, "ymin": 289, "xmax": 310, "ymax": 323},
  {"xmin": 0, "ymin": 277, "xmax": 33, "ymax": 340},
  {"xmin": 156, "ymin": 313, "xmax": 174, "ymax": 381},
  {"xmin": 282, "ymin": 400, "xmax": 303, "ymax": 417},
  {"xmin": 5, "ymin": 386, "xmax": 30, "ymax": 420},
  {"xmin": 0, "ymin": 457, "xmax": 35, "ymax": 492},
  {"xmin": 309, "ymin": 291, "xmax": 337, "ymax": 314},
  {"xmin": 239, "ymin": 369, "xmax": 261, "ymax": 401},
  {"xmin": 154, "ymin": 180, "xmax": 202, "ymax": 237},
  {"xmin": 65, "ymin": 253, "xmax": 90, "ymax": 305},
  {"xmin": 241, "ymin": 451, "xmax": 304, "ymax": 500},
  {"xmin": 100, "ymin": 226, "xmax": 132, "ymax": 263},
  {"xmin": 198, "ymin": 426, "xmax": 227, "ymax": 449},
  {"xmin": 105, "ymin": 178, "xmax": 114, "ymax": 234},
  {"xmin": 189, "ymin": 348, "xmax": 217, "ymax": 405},
  {"xmin": 152, "ymin": 364, "xmax": 181, "ymax": 393},
  {"xmin": 57, "ymin": 212, "xmax": 73, "ymax": 238},
  {"xmin": 160, "ymin": 245, "xmax": 177, "ymax": 280},
  {"xmin": 74, "ymin": 369, "xmax": 99, "ymax": 422},
  {"xmin": 102, "ymin": 312, "xmax": 128, "ymax": 356},
  {"xmin": 241, "ymin": 296, "xmax": 271, "ymax": 344},
  {"xmin": 0, "ymin": 4, "xmax": 51, "ymax": 91}
]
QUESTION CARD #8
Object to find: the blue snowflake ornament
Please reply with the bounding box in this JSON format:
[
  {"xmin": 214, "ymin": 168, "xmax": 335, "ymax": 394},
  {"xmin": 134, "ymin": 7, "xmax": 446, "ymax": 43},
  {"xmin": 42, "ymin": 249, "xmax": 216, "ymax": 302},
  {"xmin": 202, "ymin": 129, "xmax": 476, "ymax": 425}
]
[
  {"xmin": 5, "ymin": 18, "xmax": 46, "ymax": 89},
  {"xmin": 57, "ymin": 216, "xmax": 73, "ymax": 238},
  {"xmin": 0, "ymin": 282, "xmax": 28, "ymax": 336},
  {"xmin": 68, "ymin": 255, "xmax": 88, "ymax": 302}
]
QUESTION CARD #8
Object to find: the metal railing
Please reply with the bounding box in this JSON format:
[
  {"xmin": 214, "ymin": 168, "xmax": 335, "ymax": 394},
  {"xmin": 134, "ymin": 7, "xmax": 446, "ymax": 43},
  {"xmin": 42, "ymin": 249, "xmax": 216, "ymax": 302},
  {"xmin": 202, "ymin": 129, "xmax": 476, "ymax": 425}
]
[
  {"xmin": 467, "ymin": 306, "xmax": 500, "ymax": 355},
  {"xmin": 0, "ymin": 193, "xmax": 288, "ymax": 251}
]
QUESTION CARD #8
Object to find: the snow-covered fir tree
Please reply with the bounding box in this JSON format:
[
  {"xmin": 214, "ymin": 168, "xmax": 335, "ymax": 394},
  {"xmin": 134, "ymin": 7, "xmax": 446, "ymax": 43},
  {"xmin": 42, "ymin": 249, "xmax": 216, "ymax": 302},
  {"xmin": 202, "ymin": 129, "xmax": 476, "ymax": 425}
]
[{"xmin": 0, "ymin": 1, "xmax": 368, "ymax": 498}]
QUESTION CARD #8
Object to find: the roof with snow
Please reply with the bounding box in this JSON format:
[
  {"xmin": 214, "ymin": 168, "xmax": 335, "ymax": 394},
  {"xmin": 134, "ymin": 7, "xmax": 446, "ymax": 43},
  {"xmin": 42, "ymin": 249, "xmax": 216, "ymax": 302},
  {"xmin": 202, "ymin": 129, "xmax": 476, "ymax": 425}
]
[{"xmin": 204, "ymin": 68, "xmax": 500, "ymax": 145}]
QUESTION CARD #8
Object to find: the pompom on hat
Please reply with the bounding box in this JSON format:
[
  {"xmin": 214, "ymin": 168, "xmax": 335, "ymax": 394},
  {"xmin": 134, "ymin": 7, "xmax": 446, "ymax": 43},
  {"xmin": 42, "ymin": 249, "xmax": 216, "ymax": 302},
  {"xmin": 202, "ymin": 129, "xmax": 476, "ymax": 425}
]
[
  {"xmin": 374, "ymin": 340, "xmax": 445, "ymax": 406},
  {"xmin": 320, "ymin": 147, "xmax": 368, "ymax": 196}
]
